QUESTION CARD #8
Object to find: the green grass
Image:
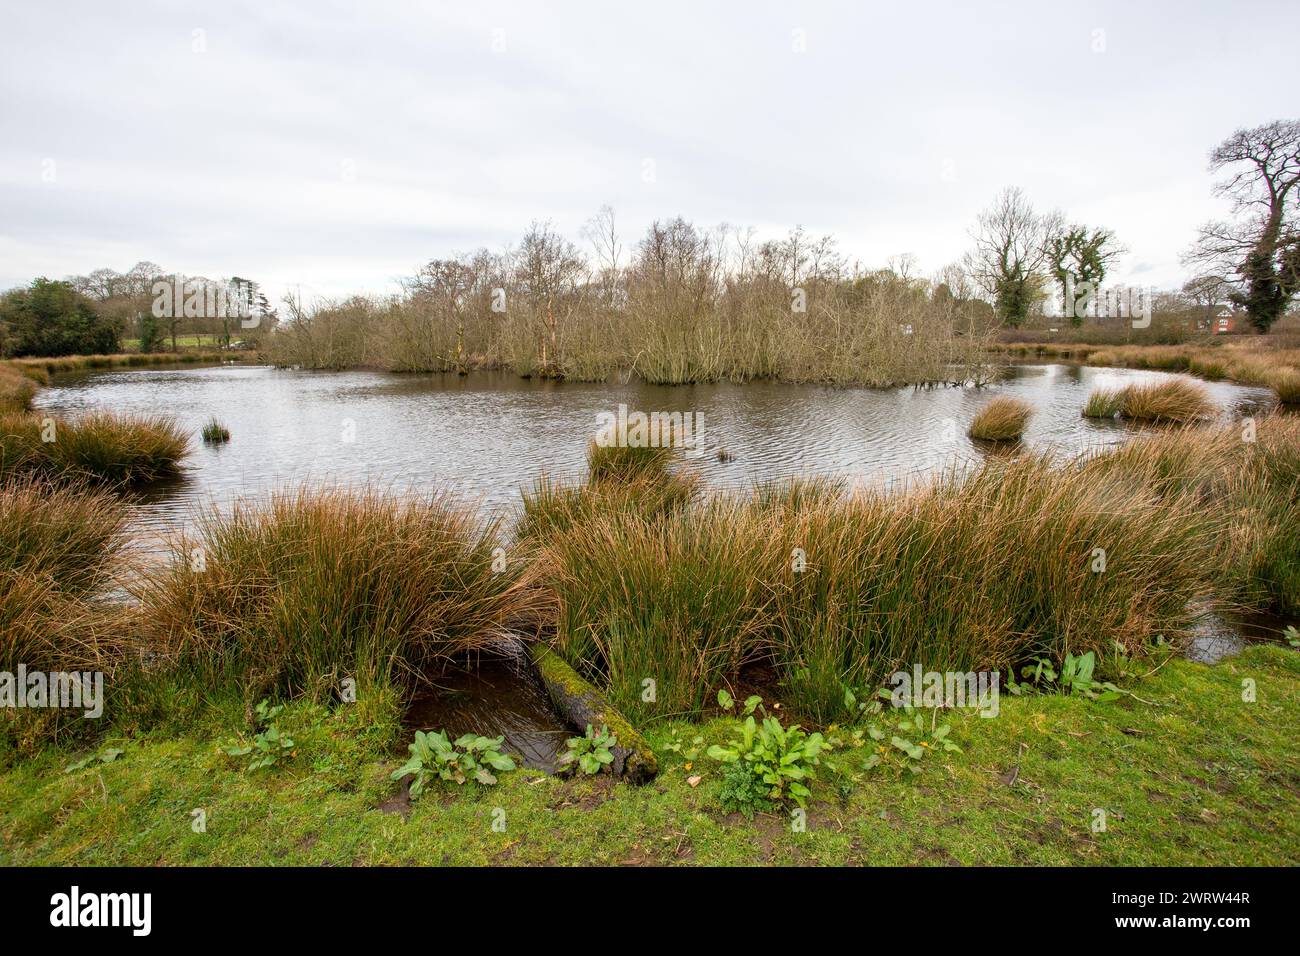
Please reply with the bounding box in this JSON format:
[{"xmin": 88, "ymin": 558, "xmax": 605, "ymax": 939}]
[
  {"xmin": 2, "ymin": 645, "xmax": 1296, "ymax": 866},
  {"xmin": 201, "ymin": 418, "xmax": 231, "ymax": 444},
  {"xmin": 1082, "ymin": 387, "xmax": 1126, "ymax": 419},
  {"xmin": 121, "ymin": 335, "xmax": 217, "ymax": 350}
]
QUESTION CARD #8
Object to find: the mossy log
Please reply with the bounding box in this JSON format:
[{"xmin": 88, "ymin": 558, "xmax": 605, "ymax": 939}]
[{"xmin": 529, "ymin": 644, "xmax": 658, "ymax": 785}]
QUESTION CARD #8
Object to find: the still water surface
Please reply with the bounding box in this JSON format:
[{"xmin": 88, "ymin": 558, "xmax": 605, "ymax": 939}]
[{"xmin": 35, "ymin": 362, "xmax": 1274, "ymax": 550}]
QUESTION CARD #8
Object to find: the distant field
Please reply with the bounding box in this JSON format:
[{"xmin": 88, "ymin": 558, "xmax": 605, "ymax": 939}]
[{"xmin": 120, "ymin": 335, "xmax": 220, "ymax": 350}]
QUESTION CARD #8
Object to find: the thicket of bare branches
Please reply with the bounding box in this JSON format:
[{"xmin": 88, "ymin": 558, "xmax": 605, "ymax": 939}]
[{"xmin": 269, "ymin": 214, "xmax": 997, "ymax": 386}]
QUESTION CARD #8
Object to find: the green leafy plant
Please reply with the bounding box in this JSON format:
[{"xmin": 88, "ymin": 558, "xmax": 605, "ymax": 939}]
[
  {"xmin": 707, "ymin": 712, "xmax": 828, "ymax": 812},
  {"xmin": 226, "ymin": 725, "xmax": 295, "ymax": 771},
  {"xmin": 225, "ymin": 698, "xmax": 295, "ymax": 771},
  {"xmin": 862, "ymin": 705, "xmax": 959, "ymax": 775},
  {"xmin": 559, "ymin": 724, "xmax": 617, "ymax": 775},
  {"xmin": 392, "ymin": 730, "xmax": 516, "ymax": 797},
  {"xmin": 1285, "ymin": 625, "xmax": 1299, "ymax": 649},
  {"xmin": 661, "ymin": 727, "xmax": 705, "ymax": 763},
  {"xmin": 1007, "ymin": 651, "xmax": 1122, "ymax": 701},
  {"xmin": 717, "ymin": 689, "xmax": 762, "ymax": 716},
  {"xmin": 63, "ymin": 747, "xmax": 123, "ymax": 774}
]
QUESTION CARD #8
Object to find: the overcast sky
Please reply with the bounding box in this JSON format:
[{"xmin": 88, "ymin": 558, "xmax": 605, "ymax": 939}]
[{"xmin": 2, "ymin": 0, "xmax": 1297, "ymax": 304}]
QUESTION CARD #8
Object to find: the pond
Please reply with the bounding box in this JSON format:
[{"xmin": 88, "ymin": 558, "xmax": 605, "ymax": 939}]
[
  {"xmin": 32, "ymin": 361, "xmax": 1291, "ymax": 754},
  {"xmin": 33, "ymin": 361, "xmax": 1276, "ymax": 553}
]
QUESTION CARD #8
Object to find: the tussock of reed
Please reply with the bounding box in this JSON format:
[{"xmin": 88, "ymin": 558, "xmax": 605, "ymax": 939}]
[
  {"xmin": 968, "ymin": 396, "xmax": 1033, "ymax": 441},
  {"xmin": 134, "ymin": 488, "xmax": 550, "ymax": 700},
  {"xmin": 0, "ymin": 411, "xmax": 189, "ymax": 484},
  {"xmin": 1113, "ymin": 379, "xmax": 1214, "ymax": 423},
  {"xmin": 538, "ymin": 450, "xmax": 1221, "ymax": 724},
  {"xmin": 1080, "ymin": 416, "xmax": 1300, "ymax": 615},
  {"xmin": 1267, "ymin": 368, "xmax": 1300, "ymax": 405},
  {"xmin": 1082, "ymin": 387, "xmax": 1126, "ymax": 419},
  {"xmin": 517, "ymin": 471, "xmax": 698, "ymax": 542},
  {"xmin": 201, "ymin": 417, "xmax": 231, "ymax": 443},
  {"xmin": 0, "ymin": 366, "xmax": 38, "ymax": 413},
  {"xmin": 540, "ymin": 497, "xmax": 784, "ymax": 723},
  {"xmin": 0, "ymin": 477, "xmax": 127, "ymax": 674},
  {"xmin": 586, "ymin": 438, "xmax": 676, "ymax": 483}
]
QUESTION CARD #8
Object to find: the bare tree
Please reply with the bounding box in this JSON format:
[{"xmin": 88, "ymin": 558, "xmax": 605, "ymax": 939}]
[
  {"xmin": 513, "ymin": 221, "xmax": 588, "ymax": 373},
  {"xmin": 964, "ymin": 187, "xmax": 1056, "ymax": 327},
  {"xmin": 1185, "ymin": 119, "xmax": 1300, "ymax": 332}
]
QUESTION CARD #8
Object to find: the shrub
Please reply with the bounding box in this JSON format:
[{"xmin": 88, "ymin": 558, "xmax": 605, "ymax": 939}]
[{"xmin": 0, "ymin": 278, "xmax": 121, "ymax": 357}]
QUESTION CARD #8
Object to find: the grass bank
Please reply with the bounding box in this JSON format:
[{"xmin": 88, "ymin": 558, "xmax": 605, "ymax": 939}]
[
  {"xmin": 0, "ymin": 411, "xmax": 189, "ymax": 484},
  {"xmin": 0, "ymin": 355, "xmax": 213, "ymax": 485},
  {"xmin": 989, "ymin": 339, "xmax": 1300, "ymax": 404},
  {"xmin": 2, "ymin": 645, "xmax": 1296, "ymax": 865}
]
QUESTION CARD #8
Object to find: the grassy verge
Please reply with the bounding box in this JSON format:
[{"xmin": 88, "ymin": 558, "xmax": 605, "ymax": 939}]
[
  {"xmin": 989, "ymin": 340, "xmax": 1300, "ymax": 404},
  {"xmin": 1, "ymin": 645, "xmax": 1295, "ymax": 866},
  {"xmin": 0, "ymin": 411, "xmax": 189, "ymax": 484},
  {"xmin": 4, "ymin": 351, "xmax": 249, "ymax": 376}
]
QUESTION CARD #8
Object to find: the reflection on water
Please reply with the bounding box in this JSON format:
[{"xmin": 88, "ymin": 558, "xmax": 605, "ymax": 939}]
[{"xmin": 34, "ymin": 362, "xmax": 1275, "ymax": 551}]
